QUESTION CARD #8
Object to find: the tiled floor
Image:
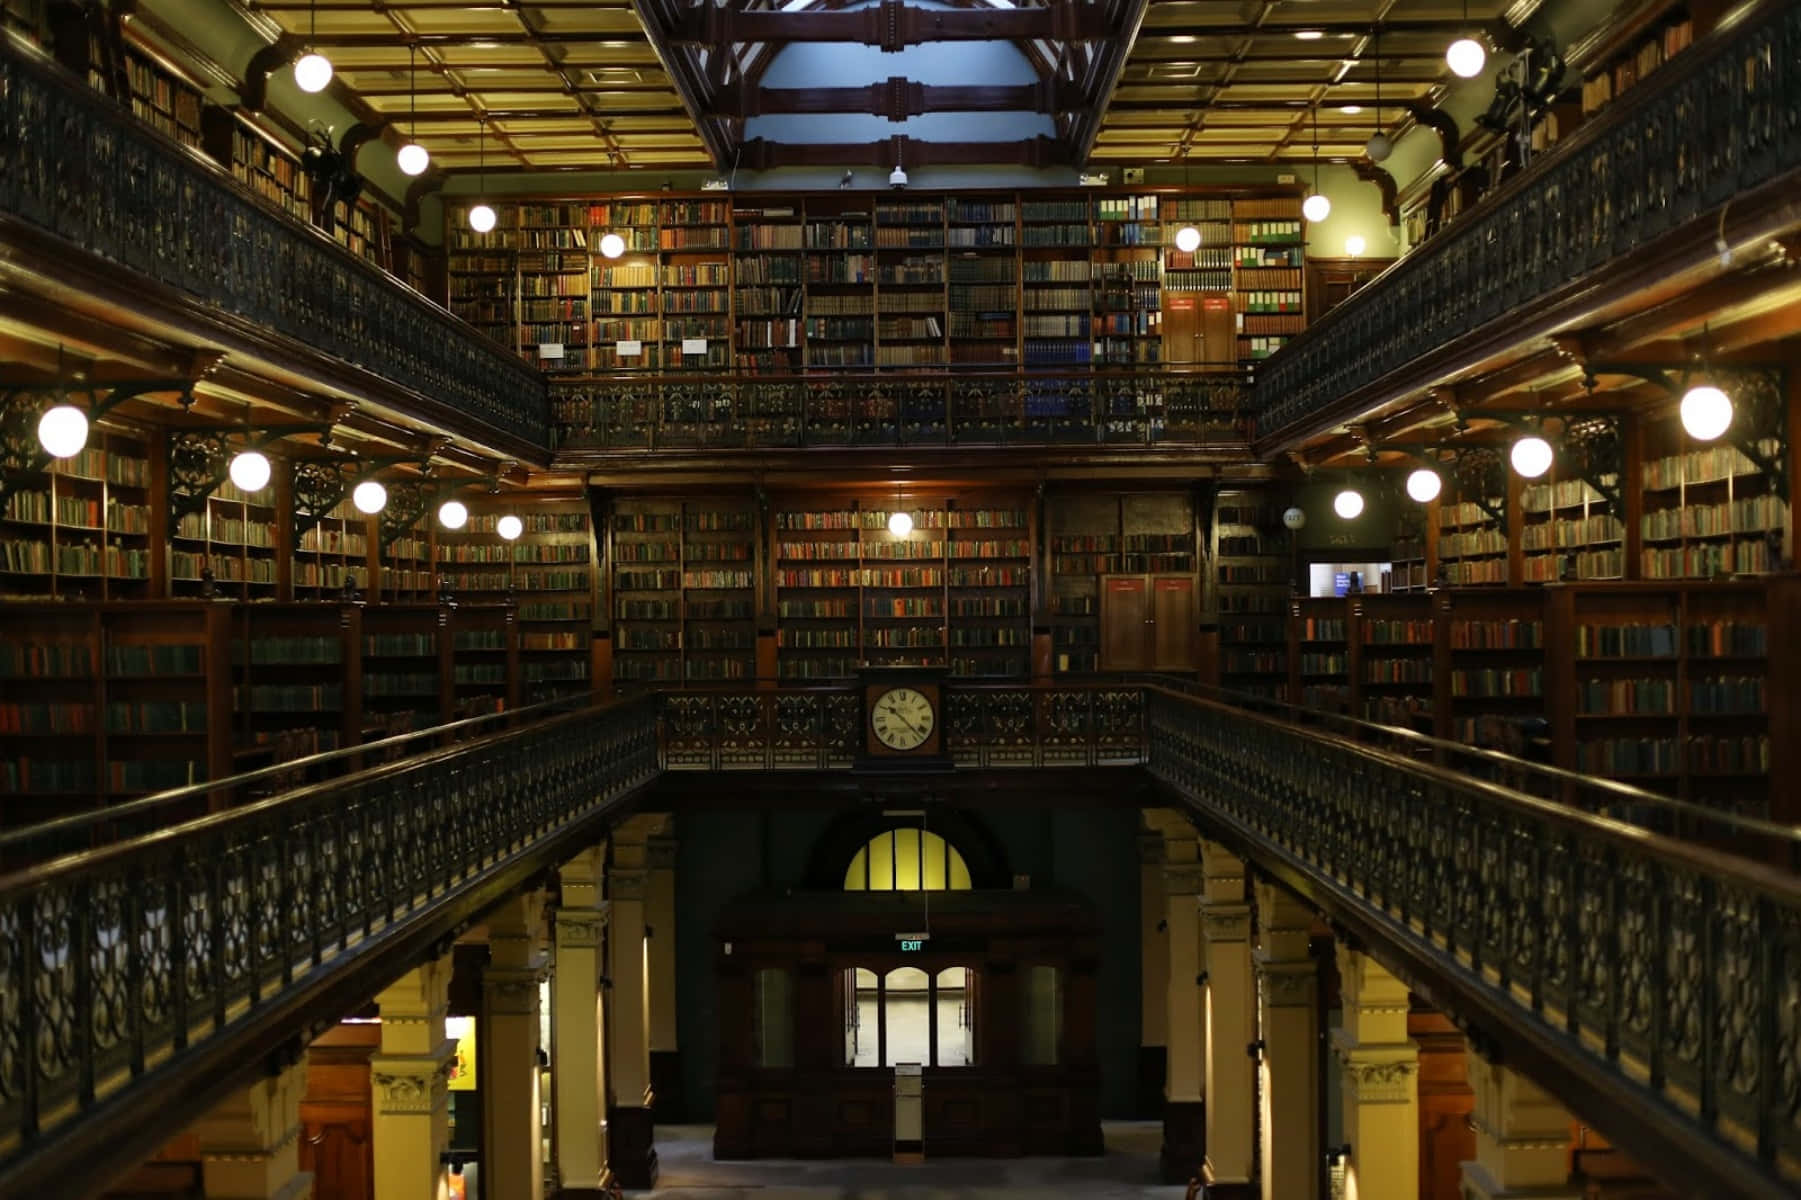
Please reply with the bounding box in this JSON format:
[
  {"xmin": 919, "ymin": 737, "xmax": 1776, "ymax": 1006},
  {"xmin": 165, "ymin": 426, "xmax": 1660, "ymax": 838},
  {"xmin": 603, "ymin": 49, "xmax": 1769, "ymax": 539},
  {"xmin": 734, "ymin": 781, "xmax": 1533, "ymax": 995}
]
[{"xmin": 636, "ymin": 1121, "xmax": 1187, "ymax": 1200}]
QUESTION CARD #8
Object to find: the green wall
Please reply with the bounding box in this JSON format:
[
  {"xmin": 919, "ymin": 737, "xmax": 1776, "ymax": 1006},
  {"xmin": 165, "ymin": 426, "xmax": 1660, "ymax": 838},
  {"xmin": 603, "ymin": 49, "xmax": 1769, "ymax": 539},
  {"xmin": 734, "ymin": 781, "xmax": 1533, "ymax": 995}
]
[{"xmin": 672, "ymin": 802, "xmax": 1144, "ymax": 1122}]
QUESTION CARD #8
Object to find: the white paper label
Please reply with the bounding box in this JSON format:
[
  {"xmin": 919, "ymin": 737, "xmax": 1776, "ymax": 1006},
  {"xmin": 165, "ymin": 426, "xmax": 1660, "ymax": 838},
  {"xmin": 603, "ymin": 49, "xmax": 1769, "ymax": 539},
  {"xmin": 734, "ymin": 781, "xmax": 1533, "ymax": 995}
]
[
  {"xmin": 681, "ymin": 338, "xmax": 708, "ymax": 355},
  {"xmin": 538, "ymin": 342, "xmax": 565, "ymax": 360},
  {"xmin": 616, "ymin": 339, "xmax": 643, "ymax": 356}
]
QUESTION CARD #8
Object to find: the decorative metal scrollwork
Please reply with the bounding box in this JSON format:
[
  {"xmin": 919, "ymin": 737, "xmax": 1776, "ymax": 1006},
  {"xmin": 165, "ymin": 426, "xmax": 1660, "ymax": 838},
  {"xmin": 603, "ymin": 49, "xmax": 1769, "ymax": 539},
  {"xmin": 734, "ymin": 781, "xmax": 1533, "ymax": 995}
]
[
  {"xmin": 291, "ymin": 461, "xmax": 348, "ymax": 549},
  {"xmin": 378, "ymin": 479, "xmax": 431, "ymax": 550},
  {"xmin": 166, "ymin": 430, "xmax": 230, "ymax": 536},
  {"xmin": 1557, "ymin": 416, "xmax": 1623, "ymax": 513},
  {"xmin": 1447, "ymin": 446, "xmax": 1508, "ymax": 530}
]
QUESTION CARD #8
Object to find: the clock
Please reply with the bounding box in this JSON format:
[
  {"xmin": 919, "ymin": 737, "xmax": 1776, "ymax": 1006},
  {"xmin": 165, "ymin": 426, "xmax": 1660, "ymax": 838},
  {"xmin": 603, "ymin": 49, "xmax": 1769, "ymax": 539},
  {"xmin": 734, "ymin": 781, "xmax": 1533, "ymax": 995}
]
[
  {"xmin": 870, "ymin": 686, "xmax": 936, "ymax": 751},
  {"xmin": 858, "ymin": 667, "xmax": 948, "ymax": 765}
]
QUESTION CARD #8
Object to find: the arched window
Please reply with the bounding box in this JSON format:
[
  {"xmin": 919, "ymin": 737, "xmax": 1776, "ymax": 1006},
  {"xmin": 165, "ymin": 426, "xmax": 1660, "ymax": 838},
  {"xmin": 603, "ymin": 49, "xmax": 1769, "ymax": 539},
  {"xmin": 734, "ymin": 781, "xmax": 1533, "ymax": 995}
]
[{"xmin": 843, "ymin": 827, "xmax": 972, "ymax": 891}]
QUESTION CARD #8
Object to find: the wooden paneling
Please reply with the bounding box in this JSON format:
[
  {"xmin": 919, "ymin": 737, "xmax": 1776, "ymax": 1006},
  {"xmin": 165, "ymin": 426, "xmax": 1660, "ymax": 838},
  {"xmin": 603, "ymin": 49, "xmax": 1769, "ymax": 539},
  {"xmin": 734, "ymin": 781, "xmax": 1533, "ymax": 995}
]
[
  {"xmin": 1101, "ymin": 576, "xmax": 1151, "ymax": 670},
  {"xmin": 299, "ymin": 1022, "xmax": 380, "ymax": 1200},
  {"xmin": 1410, "ymin": 1009, "xmax": 1474, "ymax": 1200}
]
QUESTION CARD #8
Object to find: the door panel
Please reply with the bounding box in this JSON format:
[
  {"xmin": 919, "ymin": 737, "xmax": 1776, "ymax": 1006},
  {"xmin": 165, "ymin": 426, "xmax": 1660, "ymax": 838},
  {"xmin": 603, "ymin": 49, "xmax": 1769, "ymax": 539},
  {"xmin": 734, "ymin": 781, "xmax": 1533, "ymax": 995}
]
[
  {"xmin": 1100, "ymin": 575, "xmax": 1150, "ymax": 670},
  {"xmin": 1151, "ymin": 576, "xmax": 1196, "ymax": 670}
]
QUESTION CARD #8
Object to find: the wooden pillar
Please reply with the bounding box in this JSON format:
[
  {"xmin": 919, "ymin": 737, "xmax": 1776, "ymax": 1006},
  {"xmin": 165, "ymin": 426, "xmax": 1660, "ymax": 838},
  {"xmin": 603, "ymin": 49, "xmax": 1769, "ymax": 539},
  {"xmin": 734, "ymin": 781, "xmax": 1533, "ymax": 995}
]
[
  {"xmin": 1139, "ymin": 823, "xmax": 1170, "ymax": 1120},
  {"xmin": 1201, "ymin": 840, "xmax": 1254, "ymax": 1199},
  {"xmin": 194, "ymin": 1060, "xmax": 314, "ymax": 1200},
  {"xmin": 646, "ymin": 833, "xmax": 683, "ymax": 1121},
  {"xmin": 370, "ymin": 957, "xmax": 455, "ymax": 1200},
  {"xmin": 1333, "ymin": 946, "xmax": 1419, "ymax": 1200},
  {"xmin": 1160, "ymin": 821, "xmax": 1205, "ymax": 1183},
  {"xmin": 1460, "ymin": 1056, "xmax": 1581, "ymax": 1199},
  {"xmin": 483, "ymin": 892, "xmax": 548, "ymax": 1200},
  {"xmin": 553, "ymin": 845, "xmax": 611, "ymax": 1196},
  {"xmin": 607, "ymin": 826, "xmax": 657, "ymax": 1188},
  {"xmin": 1255, "ymin": 881, "xmax": 1319, "ymax": 1200}
]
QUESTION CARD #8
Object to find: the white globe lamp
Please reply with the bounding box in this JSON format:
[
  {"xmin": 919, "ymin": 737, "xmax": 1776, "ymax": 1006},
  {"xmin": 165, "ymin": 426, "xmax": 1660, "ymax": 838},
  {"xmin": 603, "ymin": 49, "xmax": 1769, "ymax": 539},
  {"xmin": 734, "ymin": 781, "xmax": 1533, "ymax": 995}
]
[
  {"xmin": 37, "ymin": 404, "xmax": 89, "ymax": 458},
  {"xmin": 1174, "ymin": 225, "xmax": 1202, "ymax": 253},
  {"xmin": 497, "ymin": 514, "xmax": 524, "ymax": 541},
  {"xmin": 228, "ymin": 450, "xmax": 272, "ymax": 493},
  {"xmin": 600, "ymin": 233, "xmax": 627, "ymax": 259},
  {"xmin": 1405, "ymin": 468, "xmax": 1443, "ymax": 503},
  {"xmin": 1446, "ymin": 37, "xmax": 1487, "ymax": 79},
  {"xmin": 1511, "ymin": 435, "xmax": 1554, "ymax": 479},
  {"xmin": 438, "ymin": 499, "xmax": 469, "ymax": 530},
  {"xmin": 397, "ymin": 142, "xmax": 430, "ymax": 177},
  {"xmin": 1366, "ymin": 132, "xmax": 1393, "ymax": 163},
  {"xmin": 352, "ymin": 480, "xmax": 388, "ymax": 515},
  {"xmin": 1282, "ymin": 506, "xmax": 1307, "ymax": 531},
  {"xmin": 1345, "ymin": 235, "xmax": 1366, "ymax": 257},
  {"xmin": 294, "ymin": 52, "xmax": 333, "ymax": 94},
  {"xmin": 888, "ymin": 510, "xmax": 913, "ymax": 537},
  {"xmin": 1302, "ymin": 192, "xmax": 1331, "ymax": 223},
  {"xmin": 1680, "ymin": 384, "xmax": 1733, "ymax": 441},
  {"xmin": 468, "ymin": 204, "xmax": 497, "ymax": 234},
  {"xmin": 1333, "ymin": 489, "xmax": 1365, "ymax": 520}
]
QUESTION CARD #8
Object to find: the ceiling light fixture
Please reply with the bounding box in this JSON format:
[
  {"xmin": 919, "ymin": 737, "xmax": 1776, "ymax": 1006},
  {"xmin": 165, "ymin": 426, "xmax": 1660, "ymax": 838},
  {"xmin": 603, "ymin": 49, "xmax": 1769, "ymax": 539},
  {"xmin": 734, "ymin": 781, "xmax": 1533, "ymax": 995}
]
[
  {"xmin": 467, "ymin": 117, "xmax": 496, "ymax": 233},
  {"xmin": 1405, "ymin": 468, "xmax": 1442, "ymax": 502},
  {"xmin": 497, "ymin": 513, "xmax": 524, "ymax": 541},
  {"xmin": 1680, "ymin": 381, "xmax": 1733, "ymax": 441},
  {"xmin": 1366, "ymin": 32, "xmax": 1392, "ymax": 162},
  {"xmin": 1345, "ymin": 234, "xmax": 1366, "ymax": 256},
  {"xmin": 1510, "ymin": 434, "xmax": 1554, "ymax": 479},
  {"xmin": 1173, "ymin": 153, "xmax": 1201, "ymax": 252},
  {"xmin": 1333, "ymin": 489, "xmax": 1364, "ymax": 519},
  {"xmin": 228, "ymin": 449, "xmax": 272, "ymax": 493},
  {"xmin": 396, "ymin": 44, "xmax": 429, "ymax": 176},
  {"xmin": 1294, "ymin": 29, "xmax": 1324, "ymax": 40},
  {"xmin": 1445, "ymin": 0, "xmax": 1487, "ymax": 78},
  {"xmin": 37, "ymin": 403, "xmax": 88, "ymax": 459},
  {"xmin": 293, "ymin": 0, "xmax": 332, "ymax": 92},
  {"xmin": 1302, "ymin": 103, "xmax": 1330, "ymax": 223},
  {"xmin": 438, "ymin": 498, "xmax": 469, "ymax": 529},
  {"xmin": 352, "ymin": 480, "xmax": 388, "ymax": 514},
  {"xmin": 1340, "ymin": 104, "xmax": 1363, "ymax": 115},
  {"xmin": 888, "ymin": 483, "xmax": 912, "ymax": 537}
]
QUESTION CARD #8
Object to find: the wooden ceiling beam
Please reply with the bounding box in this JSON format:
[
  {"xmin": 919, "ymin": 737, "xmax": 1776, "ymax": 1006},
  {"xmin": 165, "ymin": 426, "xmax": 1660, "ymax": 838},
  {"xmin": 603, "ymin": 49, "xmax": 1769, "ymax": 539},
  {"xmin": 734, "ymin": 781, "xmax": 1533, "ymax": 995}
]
[
  {"xmin": 738, "ymin": 134, "xmax": 1071, "ymax": 169},
  {"xmin": 1072, "ymin": 0, "xmax": 1153, "ymax": 161},
  {"xmin": 668, "ymin": 0, "xmax": 1113, "ymax": 49},
  {"xmin": 630, "ymin": 0, "xmax": 734, "ymax": 167},
  {"xmin": 719, "ymin": 78, "xmax": 1087, "ymax": 119}
]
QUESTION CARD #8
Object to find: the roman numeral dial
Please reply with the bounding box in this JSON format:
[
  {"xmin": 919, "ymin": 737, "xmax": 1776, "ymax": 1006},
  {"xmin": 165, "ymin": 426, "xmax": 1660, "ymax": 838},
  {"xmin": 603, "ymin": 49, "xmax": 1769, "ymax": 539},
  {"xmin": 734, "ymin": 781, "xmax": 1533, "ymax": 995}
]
[{"xmin": 870, "ymin": 686, "xmax": 935, "ymax": 751}]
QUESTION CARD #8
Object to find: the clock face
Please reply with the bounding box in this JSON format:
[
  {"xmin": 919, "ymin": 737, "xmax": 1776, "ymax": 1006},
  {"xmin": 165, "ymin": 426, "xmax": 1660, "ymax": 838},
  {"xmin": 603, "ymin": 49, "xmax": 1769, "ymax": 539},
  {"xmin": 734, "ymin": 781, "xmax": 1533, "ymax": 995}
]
[{"xmin": 870, "ymin": 686, "xmax": 935, "ymax": 752}]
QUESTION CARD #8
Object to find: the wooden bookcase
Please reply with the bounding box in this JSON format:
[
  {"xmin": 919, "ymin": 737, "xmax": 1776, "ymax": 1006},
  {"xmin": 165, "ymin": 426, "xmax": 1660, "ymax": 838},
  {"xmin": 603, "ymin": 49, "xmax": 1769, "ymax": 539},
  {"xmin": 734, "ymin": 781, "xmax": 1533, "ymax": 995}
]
[
  {"xmin": 0, "ymin": 426, "xmax": 156, "ymax": 601},
  {"xmin": 170, "ymin": 478, "xmax": 278, "ymax": 600},
  {"xmin": 449, "ymin": 603, "xmax": 518, "ymax": 718},
  {"xmin": 1440, "ymin": 588, "xmax": 1545, "ymax": 746},
  {"xmin": 659, "ymin": 198, "xmax": 732, "ymax": 370},
  {"xmin": 231, "ymin": 603, "xmax": 359, "ymax": 767},
  {"xmin": 1212, "ymin": 489, "xmax": 1291, "ymax": 696},
  {"xmin": 361, "ymin": 603, "xmax": 449, "ymax": 735},
  {"xmin": 1520, "ymin": 470, "xmax": 1624, "ymax": 584},
  {"xmin": 293, "ymin": 496, "xmax": 372, "ymax": 601},
  {"xmin": 1639, "ymin": 425, "xmax": 1786, "ymax": 579},
  {"xmin": 1048, "ymin": 492, "xmax": 1197, "ymax": 674},
  {"xmin": 607, "ymin": 496, "xmax": 759, "ymax": 684}
]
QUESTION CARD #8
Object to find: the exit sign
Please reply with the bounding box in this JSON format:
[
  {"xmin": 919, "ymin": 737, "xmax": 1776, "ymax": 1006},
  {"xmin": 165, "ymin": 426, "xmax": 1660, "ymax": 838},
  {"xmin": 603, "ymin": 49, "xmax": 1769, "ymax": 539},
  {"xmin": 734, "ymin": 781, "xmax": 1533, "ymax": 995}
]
[
  {"xmin": 895, "ymin": 931, "xmax": 931, "ymax": 952},
  {"xmin": 900, "ymin": 940, "xmax": 924, "ymax": 952}
]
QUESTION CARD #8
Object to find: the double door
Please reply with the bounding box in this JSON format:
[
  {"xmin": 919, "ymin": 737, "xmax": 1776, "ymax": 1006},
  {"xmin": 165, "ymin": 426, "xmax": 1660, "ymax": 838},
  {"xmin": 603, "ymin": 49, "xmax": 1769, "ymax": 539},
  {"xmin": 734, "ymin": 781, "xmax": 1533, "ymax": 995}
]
[{"xmin": 1099, "ymin": 573, "xmax": 1197, "ymax": 671}]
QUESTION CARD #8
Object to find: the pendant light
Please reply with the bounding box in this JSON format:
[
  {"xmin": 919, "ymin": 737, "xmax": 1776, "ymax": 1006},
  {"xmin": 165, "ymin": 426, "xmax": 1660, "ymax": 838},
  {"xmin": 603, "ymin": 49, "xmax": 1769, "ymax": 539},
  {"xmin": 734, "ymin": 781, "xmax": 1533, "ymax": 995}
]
[
  {"xmin": 1302, "ymin": 104, "xmax": 1330, "ymax": 223},
  {"xmin": 1173, "ymin": 154, "xmax": 1201, "ymax": 253},
  {"xmin": 352, "ymin": 479, "xmax": 388, "ymax": 514},
  {"xmin": 1366, "ymin": 33, "xmax": 1393, "ymax": 162},
  {"xmin": 497, "ymin": 514, "xmax": 524, "ymax": 541},
  {"xmin": 1680, "ymin": 380, "xmax": 1733, "ymax": 440},
  {"xmin": 1406, "ymin": 468, "xmax": 1442, "ymax": 502},
  {"xmin": 293, "ymin": 0, "xmax": 333, "ymax": 93},
  {"xmin": 467, "ymin": 117, "xmax": 496, "ymax": 234},
  {"xmin": 887, "ymin": 484, "xmax": 912, "ymax": 537},
  {"xmin": 1446, "ymin": 0, "xmax": 1487, "ymax": 79},
  {"xmin": 396, "ymin": 45, "xmax": 429, "ymax": 176},
  {"xmin": 1333, "ymin": 489, "xmax": 1365, "ymax": 519},
  {"xmin": 438, "ymin": 497, "xmax": 470, "ymax": 529}
]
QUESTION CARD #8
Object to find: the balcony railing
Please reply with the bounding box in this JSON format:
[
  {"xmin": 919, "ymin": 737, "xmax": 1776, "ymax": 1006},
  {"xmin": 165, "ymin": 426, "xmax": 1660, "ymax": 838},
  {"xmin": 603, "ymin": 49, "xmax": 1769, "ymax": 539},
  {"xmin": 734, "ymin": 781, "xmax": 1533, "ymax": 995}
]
[
  {"xmin": 550, "ymin": 368, "xmax": 1250, "ymax": 453},
  {"xmin": 2, "ymin": 686, "xmax": 1797, "ymax": 1196},
  {"xmin": 0, "ymin": 34, "xmax": 550, "ymax": 449},
  {"xmin": 1253, "ymin": 0, "xmax": 1801, "ymax": 445}
]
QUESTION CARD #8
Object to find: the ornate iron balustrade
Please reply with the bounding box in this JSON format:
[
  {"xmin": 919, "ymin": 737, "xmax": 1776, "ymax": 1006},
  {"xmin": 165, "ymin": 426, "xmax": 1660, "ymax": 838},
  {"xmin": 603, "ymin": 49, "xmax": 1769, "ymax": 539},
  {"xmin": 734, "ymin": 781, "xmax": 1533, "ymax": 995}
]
[
  {"xmin": 550, "ymin": 369, "xmax": 1249, "ymax": 452},
  {"xmin": 1254, "ymin": 0, "xmax": 1801, "ymax": 446},
  {"xmin": 0, "ymin": 694, "xmax": 658, "ymax": 1198},
  {"xmin": 1144, "ymin": 686, "xmax": 1801, "ymax": 1198},
  {"xmin": 658, "ymin": 682, "xmax": 1146, "ymax": 770},
  {"xmin": 0, "ymin": 36, "xmax": 550, "ymax": 449}
]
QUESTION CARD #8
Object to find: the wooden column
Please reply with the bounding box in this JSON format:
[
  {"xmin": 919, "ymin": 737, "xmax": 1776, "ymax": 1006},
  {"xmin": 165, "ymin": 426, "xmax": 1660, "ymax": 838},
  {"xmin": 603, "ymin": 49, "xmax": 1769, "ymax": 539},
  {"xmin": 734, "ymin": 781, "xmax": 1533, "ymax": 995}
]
[
  {"xmin": 1160, "ymin": 819, "xmax": 1205, "ymax": 1183},
  {"xmin": 482, "ymin": 892, "xmax": 548, "ymax": 1200},
  {"xmin": 553, "ymin": 846, "xmax": 611, "ymax": 1197},
  {"xmin": 1200, "ymin": 840, "xmax": 1254, "ymax": 1199},
  {"xmin": 646, "ymin": 834, "xmax": 683, "ymax": 1121},
  {"xmin": 607, "ymin": 822, "xmax": 657, "ymax": 1187}
]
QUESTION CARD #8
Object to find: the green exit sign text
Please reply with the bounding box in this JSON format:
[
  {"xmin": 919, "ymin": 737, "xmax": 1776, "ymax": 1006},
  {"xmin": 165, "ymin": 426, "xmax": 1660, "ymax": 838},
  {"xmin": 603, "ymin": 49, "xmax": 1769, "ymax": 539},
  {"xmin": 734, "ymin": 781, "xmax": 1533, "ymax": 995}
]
[{"xmin": 900, "ymin": 939, "xmax": 923, "ymax": 952}]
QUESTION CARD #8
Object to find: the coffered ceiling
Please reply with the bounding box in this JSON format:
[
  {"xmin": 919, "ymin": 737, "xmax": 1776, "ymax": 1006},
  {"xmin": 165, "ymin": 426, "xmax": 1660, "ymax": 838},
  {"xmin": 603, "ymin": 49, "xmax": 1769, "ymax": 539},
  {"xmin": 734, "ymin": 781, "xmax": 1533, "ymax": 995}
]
[{"xmin": 235, "ymin": 0, "xmax": 1518, "ymax": 172}]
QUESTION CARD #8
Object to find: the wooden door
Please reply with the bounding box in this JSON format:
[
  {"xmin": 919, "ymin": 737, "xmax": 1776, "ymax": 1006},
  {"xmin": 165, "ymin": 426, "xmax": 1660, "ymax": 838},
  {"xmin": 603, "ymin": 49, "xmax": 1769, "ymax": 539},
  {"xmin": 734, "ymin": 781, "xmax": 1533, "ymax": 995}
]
[
  {"xmin": 1100, "ymin": 575, "xmax": 1150, "ymax": 670},
  {"xmin": 1199, "ymin": 294, "xmax": 1236, "ymax": 366},
  {"xmin": 1161, "ymin": 294, "xmax": 1201, "ymax": 364},
  {"xmin": 1150, "ymin": 576, "xmax": 1197, "ymax": 670}
]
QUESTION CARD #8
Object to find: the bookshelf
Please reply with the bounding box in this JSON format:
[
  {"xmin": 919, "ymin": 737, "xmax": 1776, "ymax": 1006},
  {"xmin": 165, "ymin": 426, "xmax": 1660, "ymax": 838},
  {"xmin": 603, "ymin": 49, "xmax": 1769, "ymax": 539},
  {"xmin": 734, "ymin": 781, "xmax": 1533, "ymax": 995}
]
[
  {"xmin": 733, "ymin": 200, "xmax": 805, "ymax": 374},
  {"xmin": 1357, "ymin": 594, "xmax": 1437, "ymax": 730},
  {"xmin": 611, "ymin": 499, "xmax": 684, "ymax": 685},
  {"xmin": 294, "ymin": 496, "xmax": 372, "ymax": 600},
  {"xmin": 450, "ymin": 603, "xmax": 519, "ymax": 718},
  {"xmin": 362, "ymin": 603, "xmax": 449, "ymax": 735},
  {"xmin": 947, "ymin": 196, "xmax": 1016, "ymax": 368},
  {"xmin": 118, "ymin": 44, "xmax": 203, "ymax": 150},
  {"xmin": 1638, "ymin": 432, "xmax": 1786, "ymax": 579},
  {"xmin": 1441, "ymin": 588, "xmax": 1545, "ymax": 748},
  {"xmin": 1436, "ymin": 489, "xmax": 1510, "ymax": 587},
  {"xmin": 1046, "ymin": 492, "xmax": 1196, "ymax": 673},
  {"xmin": 1293, "ymin": 596, "xmax": 1351, "ymax": 712},
  {"xmin": 0, "ymin": 603, "xmax": 234, "ymax": 830},
  {"xmin": 876, "ymin": 198, "xmax": 949, "ymax": 368},
  {"xmin": 1232, "ymin": 197, "xmax": 1306, "ymax": 360},
  {"xmin": 377, "ymin": 514, "xmax": 436, "ymax": 603},
  {"xmin": 0, "ymin": 427, "xmax": 155, "ymax": 601},
  {"xmin": 1213, "ymin": 490, "xmax": 1291, "ymax": 696},
  {"xmin": 773, "ymin": 500, "xmax": 862, "ymax": 681},
  {"xmin": 231, "ymin": 603, "xmax": 358, "ymax": 765},
  {"xmin": 804, "ymin": 196, "xmax": 877, "ymax": 369},
  {"xmin": 1520, "ymin": 470, "xmax": 1625, "ymax": 583},
  {"xmin": 171, "ymin": 478, "xmax": 279, "ymax": 601},
  {"xmin": 659, "ymin": 199, "xmax": 732, "ymax": 371},
  {"xmin": 1093, "ymin": 193, "xmax": 1162, "ymax": 369},
  {"xmin": 1021, "ymin": 194, "xmax": 1094, "ymax": 371},
  {"xmin": 680, "ymin": 499, "xmax": 759, "ymax": 682}
]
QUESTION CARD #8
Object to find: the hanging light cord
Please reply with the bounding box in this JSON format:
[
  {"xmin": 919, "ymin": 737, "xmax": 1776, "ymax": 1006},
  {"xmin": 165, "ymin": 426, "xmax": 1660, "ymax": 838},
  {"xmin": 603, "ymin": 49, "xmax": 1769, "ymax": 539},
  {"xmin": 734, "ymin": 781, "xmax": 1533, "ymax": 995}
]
[
  {"xmin": 408, "ymin": 44, "xmax": 417, "ymax": 141},
  {"xmin": 1312, "ymin": 102, "xmax": 1321, "ymax": 191}
]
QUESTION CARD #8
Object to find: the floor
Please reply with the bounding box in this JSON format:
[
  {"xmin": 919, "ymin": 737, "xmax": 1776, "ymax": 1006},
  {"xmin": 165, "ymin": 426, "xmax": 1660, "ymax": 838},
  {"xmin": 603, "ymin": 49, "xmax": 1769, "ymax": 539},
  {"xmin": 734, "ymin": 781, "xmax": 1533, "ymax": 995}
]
[{"xmin": 634, "ymin": 1122, "xmax": 1189, "ymax": 1200}]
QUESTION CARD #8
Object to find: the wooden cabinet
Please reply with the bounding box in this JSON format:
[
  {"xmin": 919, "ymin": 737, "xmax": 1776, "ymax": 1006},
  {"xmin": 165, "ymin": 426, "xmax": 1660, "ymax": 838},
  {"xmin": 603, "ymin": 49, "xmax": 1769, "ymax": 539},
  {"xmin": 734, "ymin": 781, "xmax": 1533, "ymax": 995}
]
[{"xmin": 1099, "ymin": 574, "xmax": 1196, "ymax": 671}]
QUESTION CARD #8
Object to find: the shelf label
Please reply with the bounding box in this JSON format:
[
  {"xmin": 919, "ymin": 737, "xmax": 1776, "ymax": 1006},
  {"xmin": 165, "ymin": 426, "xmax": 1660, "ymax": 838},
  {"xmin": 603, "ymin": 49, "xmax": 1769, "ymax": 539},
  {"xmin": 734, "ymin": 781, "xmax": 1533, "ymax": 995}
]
[
  {"xmin": 681, "ymin": 338, "xmax": 709, "ymax": 355},
  {"xmin": 538, "ymin": 342, "xmax": 565, "ymax": 360},
  {"xmin": 616, "ymin": 339, "xmax": 643, "ymax": 357},
  {"xmin": 1202, "ymin": 296, "xmax": 1230, "ymax": 312}
]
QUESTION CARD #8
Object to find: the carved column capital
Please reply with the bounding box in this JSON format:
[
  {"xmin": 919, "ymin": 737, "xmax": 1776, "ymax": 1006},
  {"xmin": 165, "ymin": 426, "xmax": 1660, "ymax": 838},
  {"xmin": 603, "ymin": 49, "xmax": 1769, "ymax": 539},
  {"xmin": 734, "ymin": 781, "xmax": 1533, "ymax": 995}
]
[
  {"xmin": 1331, "ymin": 1035, "xmax": 1419, "ymax": 1105},
  {"xmin": 555, "ymin": 902, "xmax": 611, "ymax": 949},
  {"xmin": 609, "ymin": 867, "xmax": 648, "ymax": 901},
  {"xmin": 646, "ymin": 836, "xmax": 678, "ymax": 871},
  {"xmin": 1200, "ymin": 901, "xmax": 1251, "ymax": 945},
  {"xmin": 1256, "ymin": 958, "xmax": 1317, "ymax": 1008},
  {"xmin": 1163, "ymin": 865, "xmax": 1205, "ymax": 896},
  {"xmin": 369, "ymin": 1046, "xmax": 456, "ymax": 1116},
  {"xmin": 484, "ymin": 964, "xmax": 548, "ymax": 1017}
]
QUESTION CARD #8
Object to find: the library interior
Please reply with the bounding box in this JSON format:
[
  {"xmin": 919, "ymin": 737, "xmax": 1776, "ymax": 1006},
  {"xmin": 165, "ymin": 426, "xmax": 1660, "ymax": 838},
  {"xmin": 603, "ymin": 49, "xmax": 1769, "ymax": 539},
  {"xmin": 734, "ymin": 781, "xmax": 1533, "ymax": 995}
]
[{"xmin": 0, "ymin": 0, "xmax": 1796, "ymax": 1197}]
